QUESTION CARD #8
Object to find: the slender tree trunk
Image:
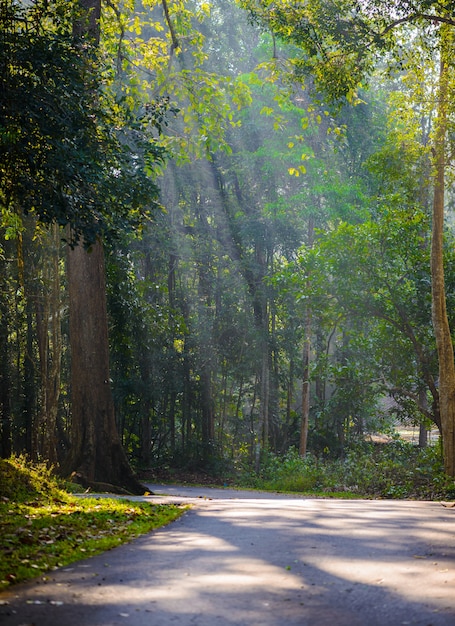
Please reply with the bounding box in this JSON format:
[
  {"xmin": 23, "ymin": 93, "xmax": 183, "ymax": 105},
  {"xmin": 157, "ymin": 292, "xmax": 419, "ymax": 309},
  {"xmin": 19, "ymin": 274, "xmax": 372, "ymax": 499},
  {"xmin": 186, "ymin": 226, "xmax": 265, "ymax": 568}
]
[
  {"xmin": 431, "ymin": 35, "xmax": 455, "ymax": 477},
  {"xmin": 299, "ymin": 308, "xmax": 311, "ymax": 455},
  {"xmin": 432, "ymin": 37, "xmax": 455, "ymax": 473},
  {"xmin": 23, "ymin": 277, "xmax": 35, "ymax": 455},
  {"xmin": 418, "ymin": 388, "xmax": 428, "ymax": 449},
  {"xmin": 233, "ymin": 378, "xmax": 243, "ymax": 455},
  {"xmin": 286, "ymin": 359, "xmax": 294, "ymax": 429},
  {"xmin": 35, "ymin": 225, "xmax": 61, "ymax": 466},
  {"xmin": 260, "ymin": 339, "xmax": 270, "ymax": 447},
  {"xmin": 0, "ymin": 260, "xmax": 11, "ymax": 458},
  {"xmin": 270, "ymin": 297, "xmax": 280, "ymax": 451},
  {"xmin": 255, "ymin": 243, "xmax": 270, "ymax": 452},
  {"xmin": 169, "ymin": 389, "xmax": 176, "ymax": 453},
  {"xmin": 140, "ymin": 410, "xmax": 152, "ymax": 467},
  {"xmin": 300, "ymin": 217, "xmax": 314, "ymax": 456},
  {"xmin": 182, "ymin": 339, "xmax": 191, "ymax": 452},
  {"xmin": 315, "ymin": 328, "xmax": 326, "ymax": 406},
  {"xmin": 218, "ymin": 368, "xmax": 228, "ymax": 444},
  {"xmin": 138, "ymin": 347, "xmax": 152, "ymax": 467}
]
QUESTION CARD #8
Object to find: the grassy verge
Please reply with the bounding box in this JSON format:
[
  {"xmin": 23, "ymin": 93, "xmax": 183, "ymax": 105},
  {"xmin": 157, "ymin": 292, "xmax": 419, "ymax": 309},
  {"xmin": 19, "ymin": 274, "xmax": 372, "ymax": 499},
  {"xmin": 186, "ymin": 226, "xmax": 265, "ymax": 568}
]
[{"xmin": 0, "ymin": 457, "xmax": 185, "ymax": 592}]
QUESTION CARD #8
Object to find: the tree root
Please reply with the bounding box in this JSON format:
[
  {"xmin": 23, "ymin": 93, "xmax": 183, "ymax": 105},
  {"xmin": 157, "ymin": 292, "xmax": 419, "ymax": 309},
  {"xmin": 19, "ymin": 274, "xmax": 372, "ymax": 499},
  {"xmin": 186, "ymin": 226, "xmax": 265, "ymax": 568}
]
[{"xmin": 71, "ymin": 472, "xmax": 153, "ymax": 496}]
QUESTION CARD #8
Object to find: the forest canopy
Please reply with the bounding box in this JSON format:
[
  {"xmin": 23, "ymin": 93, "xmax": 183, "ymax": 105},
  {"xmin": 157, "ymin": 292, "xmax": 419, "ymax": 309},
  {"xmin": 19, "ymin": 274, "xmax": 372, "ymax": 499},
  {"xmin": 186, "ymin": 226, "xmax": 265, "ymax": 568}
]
[
  {"xmin": 0, "ymin": 0, "xmax": 166, "ymax": 246},
  {"xmin": 1, "ymin": 0, "xmax": 455, "ymax": 489}
]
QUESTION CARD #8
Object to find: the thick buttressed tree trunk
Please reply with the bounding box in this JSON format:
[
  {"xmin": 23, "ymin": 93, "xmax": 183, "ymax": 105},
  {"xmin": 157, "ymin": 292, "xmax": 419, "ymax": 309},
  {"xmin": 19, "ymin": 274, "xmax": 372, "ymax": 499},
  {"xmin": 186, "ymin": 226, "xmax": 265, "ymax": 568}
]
[
  {"xmin": 63, "ymin": 241, "xmax": 145, "ymax": 494},
  {"xmin": 431, "ymin": 36, "xmax": 455, "ymax": 477},
  {"xmin": 62, "ymin": 0, "xmax": 146, "ymax": 493}
]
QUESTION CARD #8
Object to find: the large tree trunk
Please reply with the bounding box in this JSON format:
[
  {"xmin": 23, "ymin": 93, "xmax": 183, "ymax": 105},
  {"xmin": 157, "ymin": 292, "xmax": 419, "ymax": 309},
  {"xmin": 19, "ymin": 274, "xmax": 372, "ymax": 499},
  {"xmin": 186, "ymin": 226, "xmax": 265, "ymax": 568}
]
[
  {"xmin": 431, "ymin": 36, "xmax": 455, "ymax": 477},
  {"xmin": 60, "ymin": 0, "xmax": 146, "ymax": 493},
  {"xmin": 63, "ymin": 241, "xmax": 145, "ymax": 493}
]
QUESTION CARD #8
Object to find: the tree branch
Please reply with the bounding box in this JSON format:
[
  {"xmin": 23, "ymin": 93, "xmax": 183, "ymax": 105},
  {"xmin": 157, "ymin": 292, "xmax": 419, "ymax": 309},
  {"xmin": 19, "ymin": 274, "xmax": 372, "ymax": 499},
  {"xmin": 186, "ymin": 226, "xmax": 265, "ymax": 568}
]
[
  {"xmin": 381, "ymin": 13, "xmax": 455, "ymax": 36},
  {"xmin": 104, "ymin": 0, "xmax": 125, "ymax": 76},
  {"xmin": 161, "ymin": 0, "xmax": 179, "ymax": 53}
]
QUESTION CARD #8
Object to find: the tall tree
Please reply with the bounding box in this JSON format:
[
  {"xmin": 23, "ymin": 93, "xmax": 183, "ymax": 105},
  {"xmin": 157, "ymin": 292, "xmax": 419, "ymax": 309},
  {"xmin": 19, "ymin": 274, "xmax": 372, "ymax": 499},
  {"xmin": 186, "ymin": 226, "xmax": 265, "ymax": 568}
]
[
  {"xmin": 431, "ymin": 27, "xmax": 455, "ymax": 476},
  {"xmin": 239, "ymin": 0, "xmax": 455, "ymax": 475},
  {"xmin": 62, "ymin": 0, "xmax": 149, "ymax": 493}
]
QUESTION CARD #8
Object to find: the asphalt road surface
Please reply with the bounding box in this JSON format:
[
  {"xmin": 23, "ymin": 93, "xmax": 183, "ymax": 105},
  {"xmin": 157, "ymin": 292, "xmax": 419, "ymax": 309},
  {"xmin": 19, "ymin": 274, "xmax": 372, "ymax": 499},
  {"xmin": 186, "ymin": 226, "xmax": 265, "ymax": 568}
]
[{"xmin": 0, "ymin": 485, "xmax": 454, "ymax": 626}]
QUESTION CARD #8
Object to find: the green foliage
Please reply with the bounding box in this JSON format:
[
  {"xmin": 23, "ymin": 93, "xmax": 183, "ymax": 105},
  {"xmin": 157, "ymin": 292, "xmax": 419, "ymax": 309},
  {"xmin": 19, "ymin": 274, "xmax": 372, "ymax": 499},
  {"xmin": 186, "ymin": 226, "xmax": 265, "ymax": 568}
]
[
  {"xmin": 237, "ymin": 442, "xmax": 455, "ymax": 500},
  {"xmin": 102, "ymin": 0, "xmax": 253, "ymax": 161},
  {"xmin": 242, "ymin": 447, "xmax": 328, "ymax": 492},
  {"xmin": 238, "ymin": 0, "xmax": 379, "ymax": 103},
  {"xmin": 341, "ymin": 440, "xmax": 455, "ymax": 499},
  {"xmin": 238, "ymin": 0, "xmax": 452, "ymax": 104},
  {"xmin": 0, "ymin": 457, "xmax": 184, "ymax": 590},
  {"xmin": 0, "ymin": 0, "xmax": 165, "ymax": 246},
  {"xmin": 284, "ymin": 203, "xmax": 440, "ymax": 438}
]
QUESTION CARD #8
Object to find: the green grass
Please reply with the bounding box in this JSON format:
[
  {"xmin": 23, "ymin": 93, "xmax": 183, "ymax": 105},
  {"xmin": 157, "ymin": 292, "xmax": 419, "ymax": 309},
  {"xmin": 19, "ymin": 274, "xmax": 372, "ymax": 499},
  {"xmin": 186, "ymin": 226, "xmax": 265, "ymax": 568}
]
[{"xmin": 0, "ymin": 457, "xmax": 186, "ymax": 591}]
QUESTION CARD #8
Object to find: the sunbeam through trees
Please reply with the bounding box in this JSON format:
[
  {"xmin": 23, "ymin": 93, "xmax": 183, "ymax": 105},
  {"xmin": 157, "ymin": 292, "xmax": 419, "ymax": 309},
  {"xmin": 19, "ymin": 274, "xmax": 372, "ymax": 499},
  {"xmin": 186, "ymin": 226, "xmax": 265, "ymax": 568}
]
[{"xmin": 1, "ymin": 0, "xmax": 455, "ymax": 489}]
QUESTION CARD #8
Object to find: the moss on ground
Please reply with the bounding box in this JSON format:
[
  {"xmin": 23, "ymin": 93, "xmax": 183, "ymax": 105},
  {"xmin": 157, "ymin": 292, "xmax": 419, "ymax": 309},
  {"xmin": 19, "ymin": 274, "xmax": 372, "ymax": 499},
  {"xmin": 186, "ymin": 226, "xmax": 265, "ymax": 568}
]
[{"xmin": 0, "ymin": 457, "xmax": 185, "ymax": 591}]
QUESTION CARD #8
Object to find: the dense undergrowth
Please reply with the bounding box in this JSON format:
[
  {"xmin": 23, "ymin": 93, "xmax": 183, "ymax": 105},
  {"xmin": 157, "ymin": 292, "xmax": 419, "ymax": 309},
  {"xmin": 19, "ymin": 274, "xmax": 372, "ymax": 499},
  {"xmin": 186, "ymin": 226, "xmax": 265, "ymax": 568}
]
[
  {"xmin": 236, "ymin": 440, "xmax": 455, "ymax": 500},
  {"xmin": 0, "ymin": 456, "xmax": 185, "ymax": 592}
]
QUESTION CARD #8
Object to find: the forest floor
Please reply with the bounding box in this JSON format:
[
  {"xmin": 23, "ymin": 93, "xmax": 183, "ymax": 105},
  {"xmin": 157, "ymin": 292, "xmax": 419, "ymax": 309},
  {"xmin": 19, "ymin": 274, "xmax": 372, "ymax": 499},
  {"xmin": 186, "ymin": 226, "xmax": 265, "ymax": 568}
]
[
  {"xmin": 139, "ymin": 467, "xmax": 230, "ymax": 487},
  {"xmin": 1, "ymin": 484, "xmax": 454, "ymax": 626}
]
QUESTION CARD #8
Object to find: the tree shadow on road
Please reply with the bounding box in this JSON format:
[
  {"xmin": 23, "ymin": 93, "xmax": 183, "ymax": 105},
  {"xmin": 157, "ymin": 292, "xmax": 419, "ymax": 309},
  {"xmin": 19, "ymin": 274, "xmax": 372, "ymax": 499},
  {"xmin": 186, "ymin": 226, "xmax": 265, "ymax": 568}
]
[{"xmin": 1, "ymin": 496, "xmax": 454, "ymax": 626}]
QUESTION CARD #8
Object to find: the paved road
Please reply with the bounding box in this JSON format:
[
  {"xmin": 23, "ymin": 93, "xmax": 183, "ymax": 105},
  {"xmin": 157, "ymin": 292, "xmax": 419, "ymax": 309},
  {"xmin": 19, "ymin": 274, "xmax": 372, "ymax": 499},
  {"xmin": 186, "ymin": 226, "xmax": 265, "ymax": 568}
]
[{"xmin": 0, "ymin": 485, "xmax": 454, "ymax": 625}]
